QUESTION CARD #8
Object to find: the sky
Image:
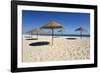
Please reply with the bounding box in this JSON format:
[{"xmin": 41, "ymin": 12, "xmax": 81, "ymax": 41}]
[{"xmin": 22, "ymin": 10, "xmax": 90, "ymax": 35}]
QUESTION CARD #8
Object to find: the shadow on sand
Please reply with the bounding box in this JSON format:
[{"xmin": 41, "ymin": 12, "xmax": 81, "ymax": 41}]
[
  {"xmin": 29, "ymin": 41, "xmax": 50, "ymax": 46},
  {"xmin": 53, "ymin": 36, "xmax": 59, "ymax": 38},
  {"xmin": 66, "ymin": 38, "xmax": 77, "ymax": 40},
  {"xmin": 26, "ymin": 38, "xmax": 38, "ymax": 40}
]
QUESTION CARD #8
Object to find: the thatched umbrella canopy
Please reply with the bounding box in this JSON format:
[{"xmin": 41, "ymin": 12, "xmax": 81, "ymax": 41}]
[
  {"xmin": 75, "ymin": 26, "xmax": 87, "ymax": 39},
  {"xmin": 31, "ymin": 28, "xmax": 42, "ymax": 39},
  {"xmin": 40, "ymin": 21, "xmax": 64, "ymax": 45}
]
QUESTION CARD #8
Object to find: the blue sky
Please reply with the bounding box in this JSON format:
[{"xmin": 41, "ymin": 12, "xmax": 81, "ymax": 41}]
[{"xmin": 22, "ymin": 10, "xmax": 90, "ymax": 35}]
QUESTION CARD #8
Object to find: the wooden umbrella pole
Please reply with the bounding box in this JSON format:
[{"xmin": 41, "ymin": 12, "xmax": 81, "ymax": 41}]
[
  {"xmin": 29, "ymin": 32, "xmax": 31, "ymax": 38},
  {"xmin": 31, "ymin": 32, "xmax": 32, "ymax": 39},
  {"xmin": 52, "ymin": 28, "xmax": 54, "ymax": 46},
  {"xmin": 62, "ymin": 32, "xmax": 63, "ymax": 36},
  {"xmin": 37, "ymin": 32, "xmax": 38, "ymax": 39},
  {"xmin": 80, "ymin": 31, "xmax": 82, "ymax": 39}
]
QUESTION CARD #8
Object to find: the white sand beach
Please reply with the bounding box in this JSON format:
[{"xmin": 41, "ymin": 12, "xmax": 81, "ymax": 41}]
[{"xmin": 22, "ymin": 35, "xmax": 90, "ymax": 62}]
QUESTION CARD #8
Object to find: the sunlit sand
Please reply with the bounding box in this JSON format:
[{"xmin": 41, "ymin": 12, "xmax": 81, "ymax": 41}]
[{"xmin": 22, "ymin": 35, "xmax": 90, "ymax": 62}]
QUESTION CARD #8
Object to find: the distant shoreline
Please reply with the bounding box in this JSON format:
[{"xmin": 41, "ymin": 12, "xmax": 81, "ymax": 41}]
[{"xmin": 23, "ymin": 34, "xmax": 90, "ymax": 37}]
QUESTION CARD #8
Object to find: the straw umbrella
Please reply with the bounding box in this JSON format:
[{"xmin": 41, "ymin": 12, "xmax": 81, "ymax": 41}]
[
  {"xmin": 47, "ymin": 31, "xmax": 51, "ymax": 34},
  {"xmin": 58, "ymin": 28, "xmax": 65, "ymax": 36},
  {"xmin": 75, "ymin": 26, "xmax": 86, "ymax": 39},
  {"xmin": 31, "ymin": 28, "xmax": 42, "ymax": 39},
  {"xmin": 40, "ymin": 21, "xmax": 64, "ymax": 45},
  {"xmin": 25, "ymin": 31, "xmax": 33, "ymax": 39}
]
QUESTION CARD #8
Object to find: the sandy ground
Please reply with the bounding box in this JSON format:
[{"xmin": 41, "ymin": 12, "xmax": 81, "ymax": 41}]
[{"xmin": 22, "ymin": 35, "xmax": 90, "ymax": 62}]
